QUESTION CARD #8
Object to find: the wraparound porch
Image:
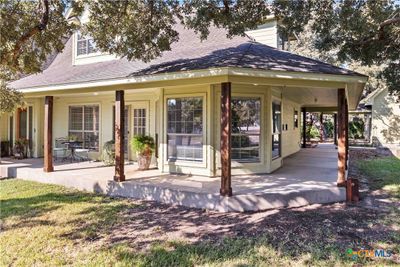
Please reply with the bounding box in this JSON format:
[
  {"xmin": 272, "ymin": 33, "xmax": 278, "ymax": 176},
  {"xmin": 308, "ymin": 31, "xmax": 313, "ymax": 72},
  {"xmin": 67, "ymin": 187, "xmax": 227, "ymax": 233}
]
[{"xmin": 1, "ymin": 144, "xmax": 345, "ymax": 212}]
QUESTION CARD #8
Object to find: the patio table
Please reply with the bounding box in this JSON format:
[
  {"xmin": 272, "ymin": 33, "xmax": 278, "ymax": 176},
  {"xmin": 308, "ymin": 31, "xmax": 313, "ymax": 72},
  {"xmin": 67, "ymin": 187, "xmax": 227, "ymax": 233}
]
[{"xmin": 62, "ymin": 141, "xmax": 84, "ymax": 162}]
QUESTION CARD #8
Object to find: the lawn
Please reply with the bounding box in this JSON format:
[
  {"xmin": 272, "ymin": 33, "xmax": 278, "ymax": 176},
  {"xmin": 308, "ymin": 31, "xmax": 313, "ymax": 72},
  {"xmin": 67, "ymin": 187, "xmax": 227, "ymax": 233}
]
[
  {"xmin": 1, "ymin": 166, "xmax": 399, "ymax": 266},
  {"xmin": 357, "ymin": 156, "xmax": 400, "ymax": 198}
]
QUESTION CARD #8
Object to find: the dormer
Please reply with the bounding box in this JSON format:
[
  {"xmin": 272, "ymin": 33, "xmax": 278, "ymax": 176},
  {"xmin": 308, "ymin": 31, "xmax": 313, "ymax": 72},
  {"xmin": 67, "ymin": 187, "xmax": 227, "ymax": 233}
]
[{"xmin": 70, "ymin": 9, "xmax": 117, "ymax": 65}]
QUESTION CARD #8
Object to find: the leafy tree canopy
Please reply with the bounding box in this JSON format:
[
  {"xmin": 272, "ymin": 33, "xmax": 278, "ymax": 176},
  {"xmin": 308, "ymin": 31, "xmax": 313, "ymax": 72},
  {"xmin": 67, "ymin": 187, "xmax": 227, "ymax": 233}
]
[
  {"xmin": 274, "ymin": 0, "xmax": 399, "ymax": 95},
  {"xmin": 0, "ymin": 0, "xmax": 399, "ymax": 112}
]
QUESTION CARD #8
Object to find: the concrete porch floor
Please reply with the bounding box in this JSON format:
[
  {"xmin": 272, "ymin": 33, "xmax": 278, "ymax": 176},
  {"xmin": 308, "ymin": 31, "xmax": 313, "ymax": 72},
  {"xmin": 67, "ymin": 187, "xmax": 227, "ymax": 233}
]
[{"xmin": 0, "ymin": 144, "xmax": 345, "ymax": 212}]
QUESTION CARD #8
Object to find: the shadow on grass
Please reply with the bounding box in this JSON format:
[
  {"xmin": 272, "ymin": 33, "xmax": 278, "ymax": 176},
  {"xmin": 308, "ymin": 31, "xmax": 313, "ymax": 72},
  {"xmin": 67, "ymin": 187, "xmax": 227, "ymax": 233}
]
[
  {"xmin": 0, "ymin": 181, "xmax": 133, "ymax": 239},
  {"xmin": 1, "ymin": 179, "xmax": 399, "ymax": 266},
  {"xmin": 94, "ymin": 200, "xmax": 399, "ymax": 266}
]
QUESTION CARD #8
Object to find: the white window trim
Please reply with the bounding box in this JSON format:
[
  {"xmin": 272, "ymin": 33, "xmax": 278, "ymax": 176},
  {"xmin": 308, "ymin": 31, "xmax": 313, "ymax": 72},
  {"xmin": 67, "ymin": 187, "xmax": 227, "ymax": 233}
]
[
  {"xmin": 163, "ymin": 93, "xmax": 207, "ymax": 167},
  {"xmin": 271, "ymin": 96, "xmax": 282, "ymax": 160},
  {"xmin": 129, "ymin": 101, "xmax": 150, "ymax": 136},
  {"xmin": 228, "ymin": 93, "xmax": 265, "ymax": 166},
  {"xmin": 75, "ymin": 31, "xmax": 101, "ymax": 58},
  {"xmin": 72, "ymin": 32, "xmax": 115, "ymax": 65},
  {"xmin": 68, "ymin": 103, "xmax": 102, "ymax": 152},
  {"xmin": 231, "ymin": 95, "xmax": 262, "ymax": 163}
]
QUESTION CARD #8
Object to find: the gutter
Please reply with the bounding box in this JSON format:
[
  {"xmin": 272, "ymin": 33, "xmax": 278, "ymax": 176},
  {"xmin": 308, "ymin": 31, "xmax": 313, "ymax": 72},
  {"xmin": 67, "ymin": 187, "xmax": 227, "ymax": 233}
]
[{"xmin": 17, "ymin": 67, "xmax": 368, "ymax": 93}]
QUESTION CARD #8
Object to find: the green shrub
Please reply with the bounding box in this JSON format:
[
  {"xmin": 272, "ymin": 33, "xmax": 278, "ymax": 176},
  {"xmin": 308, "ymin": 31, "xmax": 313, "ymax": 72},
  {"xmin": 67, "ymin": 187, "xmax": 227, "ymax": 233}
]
[
  {"xmin": 101, "ymin": 140, "xmax": 115, "ymax": 166},
  {"xmin": 323, "ymin": 120, "xmax": 334, "ymax": 138},
  {"xmin": 306, "ymin": 125, "xmax": 320, "ymax": 140},
  {"xmin": 131, "ymin": 135, "xmax": 155, "ymax": 155},
  {"xmin": 349, "ymin": 119, "xmax": 365, "ymax": 139}
]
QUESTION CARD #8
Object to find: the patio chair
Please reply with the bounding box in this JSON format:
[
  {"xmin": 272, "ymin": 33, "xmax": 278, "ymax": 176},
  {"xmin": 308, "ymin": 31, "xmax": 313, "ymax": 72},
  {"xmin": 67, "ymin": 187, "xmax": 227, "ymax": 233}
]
[{"xmin": 53, "ymin": 137, "xmax": 68, "ymax": 161}]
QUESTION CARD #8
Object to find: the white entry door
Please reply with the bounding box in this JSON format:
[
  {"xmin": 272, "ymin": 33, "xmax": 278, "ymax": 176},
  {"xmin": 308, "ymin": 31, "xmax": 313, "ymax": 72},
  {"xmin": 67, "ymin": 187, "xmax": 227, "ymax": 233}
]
[{"xmin": 130, "ymin": 101, "xmax": 150, "ymax": 160}]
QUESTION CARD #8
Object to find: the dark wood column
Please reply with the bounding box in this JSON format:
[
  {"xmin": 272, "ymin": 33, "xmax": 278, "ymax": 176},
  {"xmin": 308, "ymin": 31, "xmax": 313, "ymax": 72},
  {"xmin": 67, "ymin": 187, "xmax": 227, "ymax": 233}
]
[
  {"xmin": 320, "ymin": 112, "xmax": 324, "ymax": 142},
  {"xmin": 44, "ymin": 96, "xmax": 54, "ymax": 172},
  {"xmin": 345, "ymin": 99, "xmax": 349, "ymax": 170},
  {"xmin": 337, "ymin": 89, "xmax": 346, "ymax": 186},
  {"xmin": 114, "ymin": 90, "xmax": 125, "ymax": 182},
  {"xmin": 333, "ymin": 113, "xmax": 338, "ymax": 146},
  {"xmin": 302, "ymin": 107, "xmax": 307, "ymax": 148},
  {"xmin": 220, "ymin": 82, "xmax": 232, "ymax": 196}
]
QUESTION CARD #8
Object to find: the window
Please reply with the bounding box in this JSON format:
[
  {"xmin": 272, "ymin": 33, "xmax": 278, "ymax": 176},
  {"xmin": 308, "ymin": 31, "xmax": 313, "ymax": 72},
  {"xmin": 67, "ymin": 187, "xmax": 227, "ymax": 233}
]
[
  {"xmin": 294, "ymin": 109, "xmax": 298, "ymax": 128},
  {"xmin": 232, "ymin": 97, "xmax": 261, "ymax": 162},
  {"xmin": 77, "ymin": 32, "xmax": 97, "ymax": 56},
  {"xmin": 69, "ymin": 105, "xmax": 99, "ymax": 151},
  {"xmin": 133, "ymin": 108, "xmax": 146, "ymax": 135},
  {"xmin": 272, "ymin": 100, "xmax": 281, "ymax": 159},
  {"xmin": 17, "ymin": 108, "xmax": 27, "ymax": 139},
  {"xmin": 167, "ymin": 97, "xmax": 203, "ymax": 162}
]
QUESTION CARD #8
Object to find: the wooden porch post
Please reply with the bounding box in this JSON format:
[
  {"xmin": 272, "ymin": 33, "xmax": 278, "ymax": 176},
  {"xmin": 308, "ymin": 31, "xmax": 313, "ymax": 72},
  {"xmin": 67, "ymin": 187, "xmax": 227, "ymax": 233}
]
[
  {"xmin": 333, "ymin": 113, "xmax": 337, "ymax": 146},
  {"xmin": 337, "ymin": 89, "xmax": 346, "ymax": 186},
  {"xmin": 44, "ymin": 96, "xmax": 54, "ymax": 172},
  {"xmin": 345, "ymin": 99, "xmax": 349, "ymax": 170},
  {"xmin": 114, "ymin": 90, "xmax": 125, "ymax": 182},
  {"xmin": 220, "ymin": 82, "xmax": 232, "ymax": 196},
  {"xmin": 302, "ymin": 107, "xmax": 307, "ymax": 148},
  {"xmin": 320, "ymin": 112, "xmax": 324, "ymax": 142}
]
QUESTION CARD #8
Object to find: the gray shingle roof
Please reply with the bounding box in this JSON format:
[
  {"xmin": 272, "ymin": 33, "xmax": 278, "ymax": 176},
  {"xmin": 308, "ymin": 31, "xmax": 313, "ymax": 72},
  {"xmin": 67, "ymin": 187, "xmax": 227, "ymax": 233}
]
[{"xmin": 10, "ymin": 24, "xmax": 365, "ymax": 90}]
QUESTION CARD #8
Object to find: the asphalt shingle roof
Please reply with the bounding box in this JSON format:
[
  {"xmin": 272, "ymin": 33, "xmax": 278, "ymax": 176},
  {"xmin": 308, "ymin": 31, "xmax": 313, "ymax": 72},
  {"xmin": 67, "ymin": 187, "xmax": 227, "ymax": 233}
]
[{"xmin": 10, "ymin": 24, "xmax": 364, "ymax": 90}]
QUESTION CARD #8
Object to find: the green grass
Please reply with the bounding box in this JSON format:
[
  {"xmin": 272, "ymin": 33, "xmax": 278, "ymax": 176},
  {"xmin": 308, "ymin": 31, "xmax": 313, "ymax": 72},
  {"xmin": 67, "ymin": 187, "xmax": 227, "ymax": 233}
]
[
  {"xmin": 357, "ymin": 157, "xmax": 400, "ymax": 198},
  {"xmin": 0, "ymin": 179, "xmax": 133, "ymax": 266},
  {"xmin": 1, "ymin": 179, "xmax": 398, "ymax": 266}
]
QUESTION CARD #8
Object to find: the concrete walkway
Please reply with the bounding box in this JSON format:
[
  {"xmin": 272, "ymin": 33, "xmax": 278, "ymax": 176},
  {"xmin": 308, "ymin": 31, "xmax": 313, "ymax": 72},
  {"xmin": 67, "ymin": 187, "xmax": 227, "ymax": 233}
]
[{"xmin": 0, "ymin": 144, "xmax": 344, "ymax": 212}]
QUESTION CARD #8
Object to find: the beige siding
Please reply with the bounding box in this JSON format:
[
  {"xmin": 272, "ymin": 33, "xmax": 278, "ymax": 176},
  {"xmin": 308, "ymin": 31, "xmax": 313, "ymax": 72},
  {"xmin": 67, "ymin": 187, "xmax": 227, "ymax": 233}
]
[
  {"xmin": 245, "ymin": 20, "xmax": 278, "ymax": 48},
  {"xmin": 281, "ymin": 98, "xmax": 302, "ymax": 157},
  {"xmin": 371, "ymin": 89, "xmax": 400, "ymax": 145}
]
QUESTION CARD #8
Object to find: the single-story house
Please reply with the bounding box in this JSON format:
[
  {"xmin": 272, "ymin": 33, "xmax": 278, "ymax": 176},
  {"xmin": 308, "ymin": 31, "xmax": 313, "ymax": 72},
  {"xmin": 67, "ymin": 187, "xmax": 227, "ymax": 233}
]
[{"xmin": 0, "ymin": 16, "xmax": 368, "ymax": 196}]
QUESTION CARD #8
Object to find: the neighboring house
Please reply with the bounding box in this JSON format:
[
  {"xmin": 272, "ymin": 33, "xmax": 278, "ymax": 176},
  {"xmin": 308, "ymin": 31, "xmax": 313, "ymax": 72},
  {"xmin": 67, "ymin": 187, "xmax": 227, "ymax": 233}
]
[
  {"xmin": 0, "ymin": 14, "xmax": 367, "ymax": 180},
  {"xmin": 362, "ymin": 88, "xmax": 400, "ymax": 153}
]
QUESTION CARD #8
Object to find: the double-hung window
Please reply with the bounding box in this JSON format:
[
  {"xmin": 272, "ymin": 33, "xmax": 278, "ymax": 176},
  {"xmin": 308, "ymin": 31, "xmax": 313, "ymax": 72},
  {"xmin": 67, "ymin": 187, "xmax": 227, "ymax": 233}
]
[
  {"xmin": 272, "ymin": 100, "xmax": 281, "ymax": 159},
  {"xmin": 167, "ymin": 97, "xmax": 203, "ymax": 162},
  {"xmin": 77, "ymin": 32, "xmax": 97, "ymax": 56},
  {"xmin": 68, "ymin": 105, "xmax": 100, "ymax": 151},
  {"xmin": 231, "ymin": 97, "xmax": 261, "ymax": 162}
]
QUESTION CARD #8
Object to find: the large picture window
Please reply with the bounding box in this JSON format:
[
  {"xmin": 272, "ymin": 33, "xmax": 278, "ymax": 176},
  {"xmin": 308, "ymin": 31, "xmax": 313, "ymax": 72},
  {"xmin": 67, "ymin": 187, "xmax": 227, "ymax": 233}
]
[
  {"xmin": 77, "ymin": 32, "xmax": 97, "ymax": 56},
  {"xmin": 69, "ymin": 105, "xmax": 99, "ymax": 151},
  {"xmin": 272, "ymin": 100, "xmax": 281, "ymax": 159},
  {"xmin": 167, "ymin": 97, "xmax": 203, "ymax": 162},
  {"xmin": 232, "ymin": 97, "xmax": 261, "ymax": 162}
]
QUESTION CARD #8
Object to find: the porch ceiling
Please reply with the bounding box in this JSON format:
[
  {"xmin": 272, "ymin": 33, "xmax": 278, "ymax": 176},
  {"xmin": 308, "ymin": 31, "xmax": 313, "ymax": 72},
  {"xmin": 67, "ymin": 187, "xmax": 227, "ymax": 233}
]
[{"xmin": 282, "ymin": 86, "xmax": 339, "ymax": 108}]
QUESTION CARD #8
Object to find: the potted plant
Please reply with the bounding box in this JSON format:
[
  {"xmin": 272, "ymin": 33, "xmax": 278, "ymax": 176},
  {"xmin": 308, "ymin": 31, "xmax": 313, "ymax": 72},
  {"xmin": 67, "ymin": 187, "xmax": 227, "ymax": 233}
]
[{"xmin": 131, "ymin": 135, "xmax": 155, "ymax": 170}]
